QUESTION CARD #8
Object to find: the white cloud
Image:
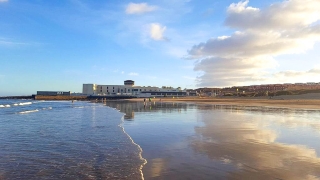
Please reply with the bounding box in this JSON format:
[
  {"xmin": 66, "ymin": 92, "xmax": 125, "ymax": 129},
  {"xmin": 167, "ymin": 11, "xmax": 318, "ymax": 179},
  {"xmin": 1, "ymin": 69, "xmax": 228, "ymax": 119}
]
[
  {"xmin": 225, "ymin": 0, "xmax": 320, "ymax": 30},
  {"xmin": 0, "ymin": 0, "xmax": 8, "ymax": 2},
  {"xmin": 227, "ymin": 0, "xmax": 259, "ymax": 14},
  {"xmin": 194, "ymin": 56, "xmax": 278, "ymax": 87},
  {"xmin": 126, "ymin": 3, "xmax": 157, "ymax": 15},
  {"xmin": 128, "ymin": 72, "xmax": 139, "ymax": 76},
  {"xmin": 150, "ymin": 23, "xmax": 167, "ymax": 41},
  {"xmin": 188, "ymin": 0, "xmax": 320, "ymax": 87}
]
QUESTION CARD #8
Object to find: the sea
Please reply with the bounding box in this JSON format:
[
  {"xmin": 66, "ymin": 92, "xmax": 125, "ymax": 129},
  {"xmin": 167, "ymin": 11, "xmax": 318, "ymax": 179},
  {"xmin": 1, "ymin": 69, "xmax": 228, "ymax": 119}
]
[{"xmin": 1, "ymin": 99, "xmax": 320, "ymax": 179}]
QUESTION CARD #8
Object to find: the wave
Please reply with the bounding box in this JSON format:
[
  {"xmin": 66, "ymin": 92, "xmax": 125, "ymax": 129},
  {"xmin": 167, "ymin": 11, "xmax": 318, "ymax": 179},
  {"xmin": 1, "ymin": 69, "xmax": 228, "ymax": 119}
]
[
  {"xmin": 0, "ymin": 102, "xmax": 32, "ymax": 108},
  {"xmin": 73, "ymin": 106, "xmax": 84, "ymax": 109},
  {"xmin": 18, "ymin": 109, "xmax": 39, "ymax": 114},
  {"xmin": 18, "ymin": 102, "xmax": 32, "ymax": 106},
  {"xmin": 12, "ymin": 102, "xmax": 32, "ymax": 106},
  {"xmin": 119, "ymin": 115, "xmax": 147, "ymax": 180}
]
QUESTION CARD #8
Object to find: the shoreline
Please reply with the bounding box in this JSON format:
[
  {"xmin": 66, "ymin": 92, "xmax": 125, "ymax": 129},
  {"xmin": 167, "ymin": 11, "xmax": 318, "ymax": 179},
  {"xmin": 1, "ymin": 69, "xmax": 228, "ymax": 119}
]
[
  {"xmin": 2, "ymin": 93, "xmax": 320, "ymax": 110},
  {"xmin": 123, "ymin": 96, "xmax": 320, "ymax": 110}
]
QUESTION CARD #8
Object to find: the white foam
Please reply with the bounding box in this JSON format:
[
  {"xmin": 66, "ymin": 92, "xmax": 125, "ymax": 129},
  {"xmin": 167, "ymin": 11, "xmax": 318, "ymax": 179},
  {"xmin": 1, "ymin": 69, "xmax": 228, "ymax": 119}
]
[
  {"xmin": 0, "ymin": 104, "xmax": 11, "ymax": 108},
  {"xmin": 74, "ymin": 106, "xmax": 84, "ymax": 109},
  {"xmin": 18, "ymin": 102, "xmax": 32, "ymax": 106},
  {"xmin": 18, "ymin": 109, "xmax": 39, "ymax": 114},
  {"xmin": 119, "ymin": 115, "xmax": 147, "ymax": 180}
]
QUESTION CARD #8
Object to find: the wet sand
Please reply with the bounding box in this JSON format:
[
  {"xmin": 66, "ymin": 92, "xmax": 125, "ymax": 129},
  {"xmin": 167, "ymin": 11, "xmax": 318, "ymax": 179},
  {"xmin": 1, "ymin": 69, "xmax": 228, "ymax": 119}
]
[
  {"xmin": 125, "ymin": 93, "xmax": 320, "ymax": 110},
  {"xmin": 106, "ymin": 101, "xmax": 320, "ymax": 179}
]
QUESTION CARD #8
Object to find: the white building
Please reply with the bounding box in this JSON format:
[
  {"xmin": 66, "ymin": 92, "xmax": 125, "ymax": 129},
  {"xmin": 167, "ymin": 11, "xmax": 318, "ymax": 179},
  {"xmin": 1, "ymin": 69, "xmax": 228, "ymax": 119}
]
[{"xmin": 82, "ymin": 80, "xmax": 186, "ymax": 97}]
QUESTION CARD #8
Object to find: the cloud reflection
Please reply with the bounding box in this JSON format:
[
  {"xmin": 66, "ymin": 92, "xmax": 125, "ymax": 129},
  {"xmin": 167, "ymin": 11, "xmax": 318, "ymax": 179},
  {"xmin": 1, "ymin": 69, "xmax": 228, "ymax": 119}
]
[{"xmin": 191, "ymin": 108, "xmax": 320, "ymax": 179}]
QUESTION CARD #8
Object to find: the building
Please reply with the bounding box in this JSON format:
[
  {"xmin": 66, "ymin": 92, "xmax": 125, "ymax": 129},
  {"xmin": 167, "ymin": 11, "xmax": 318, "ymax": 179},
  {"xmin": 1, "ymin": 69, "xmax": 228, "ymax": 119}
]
[
  {"xmin": 196, "ymin": 88, "xmax": 222, "ymax": 96},
  {"xmin": 82, "ymin": 80, "xmax": 186, "ymax": 97}
]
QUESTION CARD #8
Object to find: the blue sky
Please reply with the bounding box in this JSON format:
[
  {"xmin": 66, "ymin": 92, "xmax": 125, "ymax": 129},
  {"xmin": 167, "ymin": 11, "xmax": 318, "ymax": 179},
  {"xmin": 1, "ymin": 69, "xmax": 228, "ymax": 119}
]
[{"xmin": 1, "ymin": 0, "xmax": 320, "ymax": 96}]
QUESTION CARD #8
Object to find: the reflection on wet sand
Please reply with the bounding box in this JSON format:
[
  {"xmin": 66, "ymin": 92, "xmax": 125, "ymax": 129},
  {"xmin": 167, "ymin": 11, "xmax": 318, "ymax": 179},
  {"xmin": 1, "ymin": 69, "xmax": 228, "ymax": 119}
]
[
  {"xmin": 105, "ymin": 101, "xmax": 320, "ymax": 179},
  {"xmin": 149, "ymin": 158, "xmax": 166, "ymax": 178},
  {"xmin": 105, "ymin": 101, "xmax": 190, "ymax": 120},
  {"xmin": 192, "ymin": 105, "xmax": 320, "ymax": 179}
]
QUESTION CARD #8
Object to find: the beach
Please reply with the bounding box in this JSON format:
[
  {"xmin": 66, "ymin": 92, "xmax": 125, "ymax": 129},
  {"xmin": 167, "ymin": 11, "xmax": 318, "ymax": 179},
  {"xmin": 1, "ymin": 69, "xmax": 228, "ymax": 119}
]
[
  {"xmin": 1, "ymin": 97, "xmax": 320, "ymax": 179},
  {"xmin": 125, "ymin": 93, "xmax": 320, "ymax": 110}
]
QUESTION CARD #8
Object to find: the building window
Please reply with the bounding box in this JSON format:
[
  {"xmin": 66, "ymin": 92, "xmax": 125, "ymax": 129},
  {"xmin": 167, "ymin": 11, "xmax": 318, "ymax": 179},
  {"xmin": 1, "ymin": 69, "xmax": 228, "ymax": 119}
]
[{"xmin": 107, "ymin": 87, "xmax": 108, "ymax": 89}]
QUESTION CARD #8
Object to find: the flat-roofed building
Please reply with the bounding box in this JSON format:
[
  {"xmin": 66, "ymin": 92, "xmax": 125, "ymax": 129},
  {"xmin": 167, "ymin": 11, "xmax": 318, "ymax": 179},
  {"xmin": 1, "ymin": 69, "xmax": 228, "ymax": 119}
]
[
  {"xmin": 37, "ymin": 91, "xmax": 71, "ymax": 96},
  {"xmin": 82, "ymin": 84, "xmax": 97, "ymax": 95},
  {"xmin": 82, "ymin": 80, "xmax": 186, "ymax": 97}
]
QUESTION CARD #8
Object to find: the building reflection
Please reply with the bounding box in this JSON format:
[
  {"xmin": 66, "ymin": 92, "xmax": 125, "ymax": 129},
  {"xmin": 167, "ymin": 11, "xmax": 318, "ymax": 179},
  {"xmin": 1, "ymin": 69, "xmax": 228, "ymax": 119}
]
[{"xmin": 104, "ymin": 101, "xmax": 191, "ymax": 120}]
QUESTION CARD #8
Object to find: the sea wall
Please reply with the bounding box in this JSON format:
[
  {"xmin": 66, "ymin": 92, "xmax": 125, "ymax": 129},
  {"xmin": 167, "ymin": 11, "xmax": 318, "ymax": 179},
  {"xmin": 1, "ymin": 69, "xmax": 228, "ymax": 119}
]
[{"xmin": 34, "ymin": 95, "xmax": 88, "ymax": 100}]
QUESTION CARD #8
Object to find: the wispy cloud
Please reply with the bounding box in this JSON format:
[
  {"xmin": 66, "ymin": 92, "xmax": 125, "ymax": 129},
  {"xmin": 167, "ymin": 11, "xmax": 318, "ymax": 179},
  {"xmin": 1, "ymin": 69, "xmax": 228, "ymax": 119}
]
[
  {"xmin": 270, "ymin": 67, "xmax": 320, "ymax": 84},
  {"xmin": 181, "ymin": 65, "xmax": 194, "ymax": 69},
  {"xmin": 126, "ymin": 3, "xmax": 157, "ymax": 15},
  {"xmin": 0, "ymin": 0, "xmax": 8, "ymax": 2},
  {"xmin": 112, "ymin": 69, "xmax": 125, "ymax": 74},
  {"xmin": 183, "ymin": 76, "xmax": 196, "ymax": 80},
  {"xmin": 0, "ymin": 38, "xmax": 30, "ymax": 47},
  {"xmin": 188, "ymin": 0, "xmax": 320, "ymax": 87},
  {"xmin": 145, "ymin": 75, "xmax": 157, "ymax": 79},
  {"xmin": 128, "ymin": 72, "xmax": 139, "ymax": 76}
]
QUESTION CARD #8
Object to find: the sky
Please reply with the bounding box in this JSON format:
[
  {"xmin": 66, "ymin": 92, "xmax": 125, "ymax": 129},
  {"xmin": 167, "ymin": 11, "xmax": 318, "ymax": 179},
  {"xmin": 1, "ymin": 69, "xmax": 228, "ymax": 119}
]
[{"xmin": 0, "ymin": 0, "xmax": 320, "ymax": 96}]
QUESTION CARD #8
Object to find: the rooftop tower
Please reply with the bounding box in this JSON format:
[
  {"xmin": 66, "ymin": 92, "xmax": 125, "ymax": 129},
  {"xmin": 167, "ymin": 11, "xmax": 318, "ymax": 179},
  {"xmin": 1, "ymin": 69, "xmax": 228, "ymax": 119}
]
[{"xmin": 124, "ymin": 80, "xmax": 135, "ymax": 86}]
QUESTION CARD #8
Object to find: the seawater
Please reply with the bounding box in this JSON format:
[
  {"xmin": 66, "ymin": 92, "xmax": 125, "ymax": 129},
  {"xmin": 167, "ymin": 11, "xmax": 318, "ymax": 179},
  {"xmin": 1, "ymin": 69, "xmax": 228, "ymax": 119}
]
[
  {"xmin": 106, "ymin": 101, "xmax": 320, "ymax": 180},
  {"xmin": 0, "ymin": 99, "xmax": 145, "ymax": 180},
  {"xmin": 2, "ymin": 99, "xmax": 320, "ymax": 179}
]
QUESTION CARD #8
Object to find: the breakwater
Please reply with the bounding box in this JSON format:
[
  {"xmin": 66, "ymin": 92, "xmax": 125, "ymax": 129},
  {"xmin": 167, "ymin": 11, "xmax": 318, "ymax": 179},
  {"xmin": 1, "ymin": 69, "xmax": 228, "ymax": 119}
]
[{"xmin": 0, "ymin": 95, "xmax": 136, "ymax": 101}]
